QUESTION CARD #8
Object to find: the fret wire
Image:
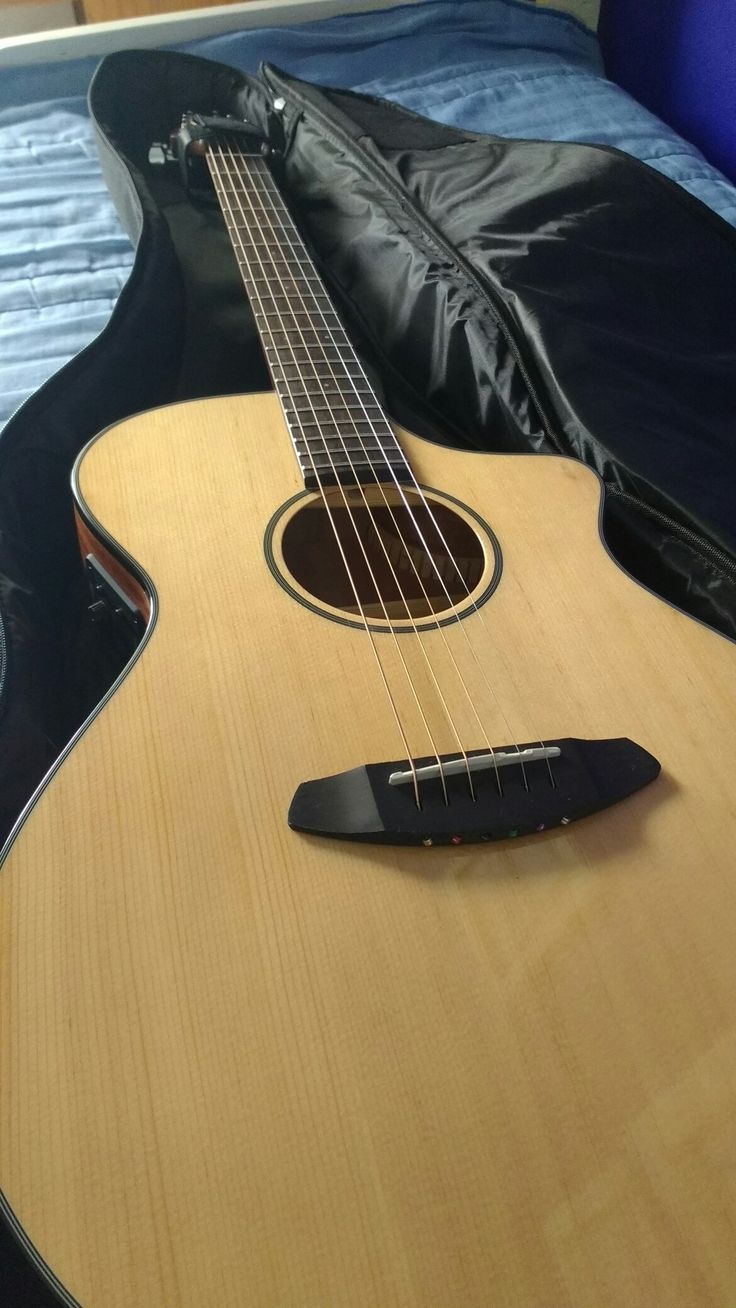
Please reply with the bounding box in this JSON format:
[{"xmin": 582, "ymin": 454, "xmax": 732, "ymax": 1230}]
[
  {"xmin": 215, "ymin": 149, "xmax": 418, "ymax": 494},
  {"xmin": 269, "ymin": 356, "xmax": 370, "ymax": 370},
  {"xmin": 219, "ymin": 155, "xmax": 397, "ymax": 489},
  {"xmin": 219, "ymin": 198, "xmax": 332, "ymax": 463},
  {"xmin": 274, "ymin": 383, "xmax": 382, "ymax": 404},
  {"xmin": 227, "ymin": 239, "xmax": 396, "ymax": 443},
  {"xmin": 225, "ymin": 246, "xmax": 338, "ymax": 293},
  {"xmin": 257, "ymin": 320, "xmax": 350, "ymax": 337},
  {"xmin": 265, "ymin": 337, "xmax": 355, "ymax": 352},
  {"xmin": 278, "ymin": 389, "xmax": 380, "ymax": 403},
  {"xmin": 211, "ymin": 142, "xmax": 400, "ymax": 478},
  {"xmin": 267, "ymin": 350, "xmax": 371, "ymax": 370},
  {"xmin": 225, "ymin": 151, "xmax": 407, "ymax": 470},
  {"xmin": 210, "ymin": 143, "xmax": 402, "ymax": 489},
  {"xmin": 208, "ymin": 146, "xmax": 322, "ymax": 464},
  {"xmin": 291, "ymin": 426, "xmax": 389, "ymax": 434},
  {"xmin": 286, "ymin": 410, "xmax": 387, "ymax": 423},
  {"xmin": 294, "ymin": 437, "xmax": 398, "ymax": 450}
]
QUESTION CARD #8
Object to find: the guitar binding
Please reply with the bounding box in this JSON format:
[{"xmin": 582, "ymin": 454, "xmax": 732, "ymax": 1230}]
[{"xmin": 288, "ymin": 737, "xmax": 661, "ymax": 845}]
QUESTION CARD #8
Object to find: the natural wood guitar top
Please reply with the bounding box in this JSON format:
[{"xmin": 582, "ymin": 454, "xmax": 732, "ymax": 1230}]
[{"xmin": 1, "ymin": 394, "xmax": 735, "ymax": 1306}]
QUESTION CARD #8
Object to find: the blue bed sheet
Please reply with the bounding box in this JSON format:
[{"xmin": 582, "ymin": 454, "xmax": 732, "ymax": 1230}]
[{"xmin": 2, "ymin": 0, "xmax": 735, "ymax": 432}]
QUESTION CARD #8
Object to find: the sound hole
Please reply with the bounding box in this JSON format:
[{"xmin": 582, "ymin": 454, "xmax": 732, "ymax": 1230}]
[{"xmin": 279, "ymin": 486, "xmax": 488, "ymax": 622}]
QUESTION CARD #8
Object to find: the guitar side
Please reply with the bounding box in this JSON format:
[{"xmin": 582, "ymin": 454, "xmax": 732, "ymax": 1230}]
[{"xmin": 1, "ymin": 391, "xmax": 736, "ymax": 1308}]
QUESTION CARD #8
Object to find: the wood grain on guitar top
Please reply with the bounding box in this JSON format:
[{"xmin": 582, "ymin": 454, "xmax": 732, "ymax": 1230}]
[{"xmin": 1, "ymin": 392, "xmax": 736, "ymax": 1307}]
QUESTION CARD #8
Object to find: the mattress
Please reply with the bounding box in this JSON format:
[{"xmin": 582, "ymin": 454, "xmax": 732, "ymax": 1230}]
[{"xmin": 2, "ymin": 0, "xmax": 735, "ymax": 433}]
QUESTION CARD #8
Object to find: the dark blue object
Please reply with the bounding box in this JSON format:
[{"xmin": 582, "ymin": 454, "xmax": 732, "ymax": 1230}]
[{"xmin": 599, "ymin": 0, "xmax": 736, "ymax": 183}]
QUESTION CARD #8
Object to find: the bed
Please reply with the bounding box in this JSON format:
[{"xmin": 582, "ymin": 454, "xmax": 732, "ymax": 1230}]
[{"xmin": 2, "ymin": 0, "xmax": 736, "ymax": 435}]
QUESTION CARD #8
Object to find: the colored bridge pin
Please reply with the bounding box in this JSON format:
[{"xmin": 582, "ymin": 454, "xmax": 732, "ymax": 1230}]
[
  {"xmin": 536, "ymin": 822, "xmax": 546, "ymax": 832},
  {"xmin": 422, "ymin": 837, "xmax": 433, "ymax": 847},
  {"xmin": 508, "ymin": 829, "xmax": 519, "ymax": 838},
  {"xmin": 561, "ymin": 816, "xmax": 571, "ymax": 825},
  {"xmin": 450, "ymin": 835, "xmax": 463, "ymax": 845}
]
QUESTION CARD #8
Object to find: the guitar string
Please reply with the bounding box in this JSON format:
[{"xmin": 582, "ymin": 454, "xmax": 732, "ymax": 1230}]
[
  {"xmin": 219, "ymin": 142, "xmax": 543, "ymax": 799},
  {"xmin": 214, "ymin": 140, "xmax": 487, "ymax": 803},
  {"xmin": 233, "ymin": 144, "xmax": 540, "ymax": 794},
  {"xmin": 208, "ymin": 139, "xmax": 440, "ymax": 805},
  {"xmin": 253, "ymin": 150, "xmax": 553, "ymax": 792},
  {"xmin": 207, "ymin": 141, "xmax": 429, "ymax": 806},
  {"xmin": 247, "ymin": 154, "xmax": 504, "ymax": 798},
  {"xmin": 217, "ymin": 142, "xmax": 486, "ymax": 801}
]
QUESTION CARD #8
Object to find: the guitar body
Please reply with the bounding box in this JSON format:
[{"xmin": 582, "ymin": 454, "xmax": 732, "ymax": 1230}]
[{"xmin": 1, "ymin": 391, "xmax": 736, "ymax": 1306}]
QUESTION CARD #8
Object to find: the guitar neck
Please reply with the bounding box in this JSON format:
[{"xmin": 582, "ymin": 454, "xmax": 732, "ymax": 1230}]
[{"xmin": 206, "ymin": 135, "xmax": 411, "ymax": 490}]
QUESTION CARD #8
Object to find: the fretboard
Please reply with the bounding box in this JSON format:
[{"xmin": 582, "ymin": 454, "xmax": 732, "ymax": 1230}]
[{"xmin": 206, "ymin": 135, "xmax": 411, "ymax": 490}]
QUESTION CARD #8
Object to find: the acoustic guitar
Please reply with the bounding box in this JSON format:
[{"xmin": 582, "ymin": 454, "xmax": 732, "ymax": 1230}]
[{"xmin": 1, "ymin": 115, "xmax": 735, "ymax": 1308}]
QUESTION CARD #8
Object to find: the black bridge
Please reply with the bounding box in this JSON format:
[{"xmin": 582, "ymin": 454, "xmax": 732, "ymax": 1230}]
[{"xmin": 288, "ymin": 737, "xmax": 660, "ymax": 846}]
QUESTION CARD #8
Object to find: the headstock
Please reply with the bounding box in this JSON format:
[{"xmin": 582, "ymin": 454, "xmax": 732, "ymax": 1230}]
[{"xmin": 148, "ymin": 112, "xmax": 269, "ymax": 201}]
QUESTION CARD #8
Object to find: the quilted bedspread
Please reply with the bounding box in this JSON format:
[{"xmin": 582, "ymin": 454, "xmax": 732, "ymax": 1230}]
[{"xmin": 1, "ymin": 0, "xmax": 735, "ymax": 432}]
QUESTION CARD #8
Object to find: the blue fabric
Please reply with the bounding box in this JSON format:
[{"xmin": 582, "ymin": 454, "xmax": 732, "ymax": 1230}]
[
  {"xmin": 0, "ymin": 102, "xmax": 133, "ymax": 426},
  {"xmin": 599, "ymin": 0, "xmax": 736, "ymax": 186},
  {"xmin": 2, "ymin": 0, "xmax": 736, "ymax": 432}
]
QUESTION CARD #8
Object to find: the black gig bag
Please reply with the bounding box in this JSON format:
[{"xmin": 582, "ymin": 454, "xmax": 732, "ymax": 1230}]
[{"xmin": 2, "ymin": 46, "xmax": 736, "ymax": 847}]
